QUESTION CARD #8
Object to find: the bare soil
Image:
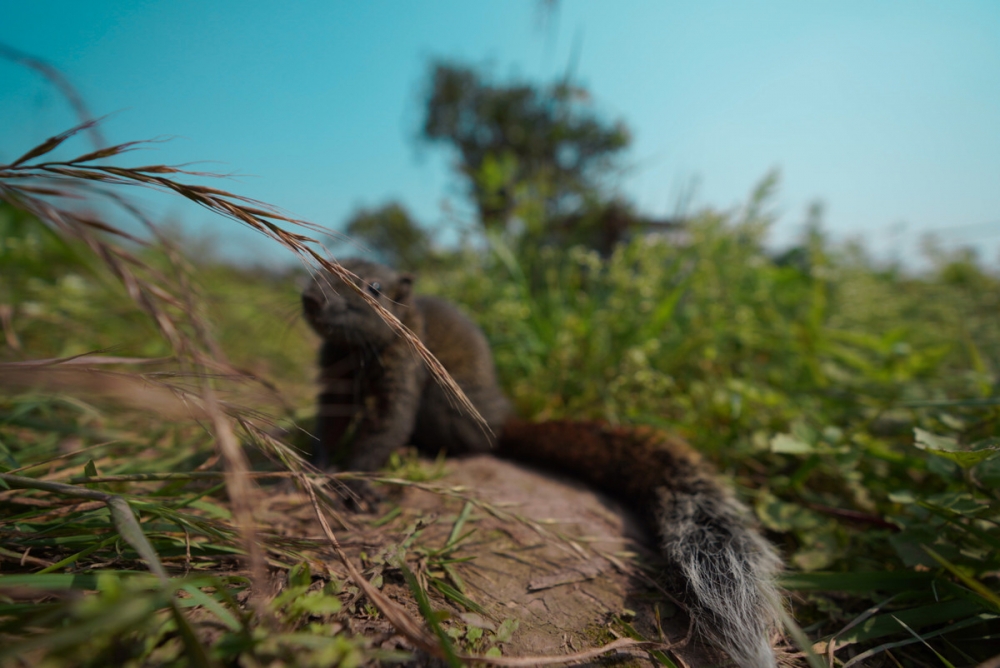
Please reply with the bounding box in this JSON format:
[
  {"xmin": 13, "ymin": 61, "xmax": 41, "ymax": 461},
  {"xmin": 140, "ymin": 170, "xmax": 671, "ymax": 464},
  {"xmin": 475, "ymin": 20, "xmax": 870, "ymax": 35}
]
[{"xmin": 261, "ymin": 455, "xmax": 720, "ymax": 666}]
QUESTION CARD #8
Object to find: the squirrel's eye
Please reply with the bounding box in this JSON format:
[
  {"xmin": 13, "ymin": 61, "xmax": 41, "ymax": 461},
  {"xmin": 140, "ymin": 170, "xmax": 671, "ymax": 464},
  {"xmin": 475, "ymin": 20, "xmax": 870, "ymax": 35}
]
[{"xmin": 367, "ymin": 281, "xmax": 382, "ymax": 296}]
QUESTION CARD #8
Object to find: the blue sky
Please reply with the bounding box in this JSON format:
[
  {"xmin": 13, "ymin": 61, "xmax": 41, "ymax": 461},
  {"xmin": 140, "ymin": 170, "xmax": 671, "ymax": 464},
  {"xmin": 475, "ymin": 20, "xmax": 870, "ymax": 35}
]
[{"xmin": 2, "ymin": 1, "xmax": 999, "ymax": 266}]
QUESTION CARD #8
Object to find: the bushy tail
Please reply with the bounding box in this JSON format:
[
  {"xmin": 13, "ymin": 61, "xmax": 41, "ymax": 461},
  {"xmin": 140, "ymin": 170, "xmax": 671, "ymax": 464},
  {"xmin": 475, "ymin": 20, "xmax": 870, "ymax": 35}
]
[
  {"xmin": 657, "ymin": 463, "xmax": 782, "ymax": 667},
  {"xmin": 498, "ymin": 419, "xmax": 782, "ymax": 668}
]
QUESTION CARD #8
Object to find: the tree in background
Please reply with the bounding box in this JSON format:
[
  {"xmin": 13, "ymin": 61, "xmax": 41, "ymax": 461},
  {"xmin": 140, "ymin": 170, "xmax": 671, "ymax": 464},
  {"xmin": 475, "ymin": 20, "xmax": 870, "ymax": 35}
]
[
  {"xmin": 344, "ymin": 61, "xmax": 680, "ymax": 263},
  {"xmin": 422, "ymin": 62, "xmax": 655, "ymax": 252},
  {"xmin": 344, "ymin": 201, "xmax": 433, "ymax": 270}
]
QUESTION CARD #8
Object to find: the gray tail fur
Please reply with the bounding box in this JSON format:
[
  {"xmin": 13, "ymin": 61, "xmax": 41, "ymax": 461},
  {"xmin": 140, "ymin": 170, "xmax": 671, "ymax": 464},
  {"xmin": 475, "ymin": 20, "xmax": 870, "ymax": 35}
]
[
  {"xmin": 658, "ymin": 475, "xmax": 782, "ymax": 668},
  {"xmin": 498, "ymin": 419, "xmax": 782, "ymax": 668}
]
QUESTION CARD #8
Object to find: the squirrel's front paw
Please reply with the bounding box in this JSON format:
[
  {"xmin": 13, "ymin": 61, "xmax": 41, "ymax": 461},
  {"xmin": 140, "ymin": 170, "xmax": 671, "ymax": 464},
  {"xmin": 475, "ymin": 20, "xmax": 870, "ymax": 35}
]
[{"xmin": 336, "ymin": 476, "xmax": 383, "ymax": 512}]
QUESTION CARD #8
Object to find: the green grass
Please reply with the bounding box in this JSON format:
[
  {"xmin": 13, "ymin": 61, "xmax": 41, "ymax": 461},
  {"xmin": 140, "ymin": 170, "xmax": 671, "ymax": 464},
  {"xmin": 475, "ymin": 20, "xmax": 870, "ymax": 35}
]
[{"xmin": 2, "ymin": 164, "xmax": 1000, "ymax": 667}]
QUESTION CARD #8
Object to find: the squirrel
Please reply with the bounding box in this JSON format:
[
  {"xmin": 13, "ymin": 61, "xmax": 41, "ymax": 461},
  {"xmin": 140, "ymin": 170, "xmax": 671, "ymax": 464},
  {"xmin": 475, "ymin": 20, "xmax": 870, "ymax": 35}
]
[{"xmin": 302, "ymin": 258, "xmax": 783, "ymax": 668}]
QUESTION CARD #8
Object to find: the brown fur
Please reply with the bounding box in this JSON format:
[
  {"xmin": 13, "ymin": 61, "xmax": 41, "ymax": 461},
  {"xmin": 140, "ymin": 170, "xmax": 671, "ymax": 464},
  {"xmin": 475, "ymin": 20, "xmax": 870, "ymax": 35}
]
[
  {"xmin": 302, "ymin": 259, "xmax": 782, "ymax": 668},
  {"xmin": 302, "ymin": 259, "xmax": 509, "ymax": 470},
  {"xmin": 498, "ymin": 419, "xmax": 709, "ymax": 532}
]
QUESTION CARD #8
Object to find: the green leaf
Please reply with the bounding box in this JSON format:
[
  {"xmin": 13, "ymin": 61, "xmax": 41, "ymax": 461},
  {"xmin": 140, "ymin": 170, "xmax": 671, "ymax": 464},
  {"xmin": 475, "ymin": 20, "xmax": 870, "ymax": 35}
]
[
  {"xmin": 179, "ymin": 584, "xmax": 242, "ymax": 632},
  {"xmin": 913, "ymin": 428, "xmax": 1000, "ymax": 468},
  {"xmin": 780, "ymin": 571, "xmax": 937, "ymax": 593},
  {"xmin": 170, "ymin": 601, "xmax": 213, "ymax": 668},
  {"xmin": 445, "ymin": 501, "xmax": 474, "ymax": 548},
  {"xmin": 925, "ymin": 448, "xmax": 998, "ymax": 468},
  {"xmin": 837, "ymin": 599, "xmax": 986, "ymax": 645},
  {"xmin": 398, "ymin": 562, "xmax": 461, "ymax": 668},
  {"xmin": 0, "ymin": 571, "xmax": 156, "ymax": 590},
  {"xmin": 288, "ymin": 561, "xmax": 312, "ymax": 588},
  {"xmin": 889, "ymin": 529, "xmax": 953, "ymax": 568},
  {"xmin": 107, "ymin": 497, "xmax": 168, "ymax": 583},
  {"xmin": 430, "ymin": 578, "xmax": 486, "ymax": 615},
  {"xmin": 492, "ymin": 618, "xmax": 519, "ymax": 643},
  {"xmin": 371, "ymin": 505, "xmax": 402, "ymax": 527},
  {"xmin": 294, "ymin": 590, "xmax": 342, "ymax": 615},
  {"xmin": 755, "ymin": 493, "xmax": 822, "ymax": 532},
  {"xmin": 770, "ymin": 433, "xmax": 814, "ymax": 454},
  {"xmin": 922, "ymin": 546, "xmax": 1000, "ymax": 611}
]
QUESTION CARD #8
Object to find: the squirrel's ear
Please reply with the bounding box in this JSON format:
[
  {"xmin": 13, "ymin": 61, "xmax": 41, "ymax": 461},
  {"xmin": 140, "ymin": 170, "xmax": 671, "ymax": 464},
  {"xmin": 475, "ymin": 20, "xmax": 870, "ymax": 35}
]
[{"xmin": 396, "ymin": 274, "xmax": 414, "ymax": 300}]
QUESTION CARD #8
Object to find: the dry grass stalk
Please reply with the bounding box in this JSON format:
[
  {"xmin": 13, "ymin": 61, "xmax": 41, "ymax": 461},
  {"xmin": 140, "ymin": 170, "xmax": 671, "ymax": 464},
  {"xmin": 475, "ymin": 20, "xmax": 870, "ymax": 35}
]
[
  {"xmin": 0, "ymin": 119, "xmax": 484, "ymax": 430},
  {"xmin": 0, "ymin": 120, "xmax": 485, "ymax": 617},
  {"xmin": 0, "ymin": 365, "xmax": 216, "ymax": 420}
]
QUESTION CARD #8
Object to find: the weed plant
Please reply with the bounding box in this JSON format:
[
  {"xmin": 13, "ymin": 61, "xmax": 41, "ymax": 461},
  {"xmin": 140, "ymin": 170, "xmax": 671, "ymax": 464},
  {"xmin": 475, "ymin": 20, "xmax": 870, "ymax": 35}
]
[{"xmin": 419, "ymin": 187, "xmax": 1000, "ymax": 666}]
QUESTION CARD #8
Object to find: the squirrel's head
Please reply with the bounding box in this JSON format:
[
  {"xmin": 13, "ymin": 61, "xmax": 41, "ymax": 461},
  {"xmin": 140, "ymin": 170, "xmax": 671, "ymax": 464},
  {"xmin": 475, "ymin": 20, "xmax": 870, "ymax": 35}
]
[{"xmin": 302, "ymin": 258, "xmax": 414, "ymax": 347}]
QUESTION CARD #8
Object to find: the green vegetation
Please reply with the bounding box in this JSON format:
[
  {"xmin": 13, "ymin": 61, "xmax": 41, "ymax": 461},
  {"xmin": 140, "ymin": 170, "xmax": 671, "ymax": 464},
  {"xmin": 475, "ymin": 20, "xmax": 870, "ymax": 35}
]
[
  {"xmin": 356, "ymin": 61, "xmax": 678, "ymax": 266},
  {"xmin": 2, "ymin": 60, "xmax": 999, "ymax": 667},
  {"xmin": 422, "ymin": 188, "xmax": 1000, "ymax": 666},
  {"xmin": 4, "ymin": 176, "xmax": 1000, "ymax": 664},
  {"xmin": 422, "ymin": 61, "xmax": 630, "ymax": 236}
]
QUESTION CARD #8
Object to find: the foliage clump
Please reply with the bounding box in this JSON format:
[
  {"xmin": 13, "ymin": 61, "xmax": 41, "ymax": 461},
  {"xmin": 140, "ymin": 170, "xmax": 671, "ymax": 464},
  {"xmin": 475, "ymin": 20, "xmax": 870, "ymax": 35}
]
[
  {"xmin": 423, "ymin": 62, "xmax": 630, "ymax": 232},
  {"xmin": 417, "ymin": 179, "xmax": 1000, "ymax": 665}
]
